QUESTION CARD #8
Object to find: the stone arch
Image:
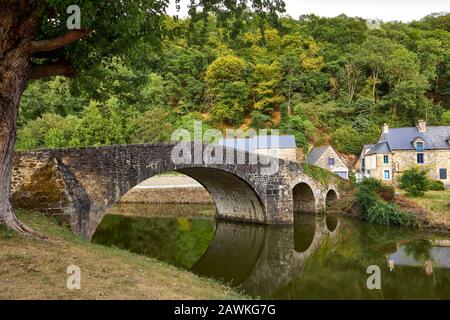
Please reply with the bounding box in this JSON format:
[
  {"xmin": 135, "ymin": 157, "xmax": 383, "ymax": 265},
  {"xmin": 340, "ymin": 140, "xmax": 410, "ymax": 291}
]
[
  {"xmin": 325, "ymin": 189, "xmax": 338, "ymax": 208},
  {"xmin": 292, "ymin": 182, "xmax": 316, "ymax": 214},
  {"xmin": 85, "ymin": 164, "xmax": 267, "ymax": 239},
  {"xmin": 174, "ymin": 167, "xmax": 266, "ymax": 224}
]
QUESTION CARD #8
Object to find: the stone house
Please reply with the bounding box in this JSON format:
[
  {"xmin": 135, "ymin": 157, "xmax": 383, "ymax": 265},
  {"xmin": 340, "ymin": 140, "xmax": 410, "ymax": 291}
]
[
  {"xmin": 217, "ymin": 135, "xmax": 298, "ymax": 161},
  {"xmin": 359, "ymin": 120, "xmax": 450, "ymax": 185},
  {"xmin": 307, "ymin": 145, "xmax": 349, "ymax": 179}
]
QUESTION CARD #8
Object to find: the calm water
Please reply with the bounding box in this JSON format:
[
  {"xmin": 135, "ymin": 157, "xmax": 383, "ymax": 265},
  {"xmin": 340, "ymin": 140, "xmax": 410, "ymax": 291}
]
[{"xmin": 92, "ymin": 204, "xmax": 450, "ymax": 299}]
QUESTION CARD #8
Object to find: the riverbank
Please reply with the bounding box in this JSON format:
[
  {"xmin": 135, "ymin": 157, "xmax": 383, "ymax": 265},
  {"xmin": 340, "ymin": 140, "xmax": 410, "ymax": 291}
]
[
  {"xmin": 120, "ymin": 176, "xmax": 212, "ymax": 204},
  {"xmin": 395, "ymin": 189, "xmax": 450, "ymax": 233},
  {"xmin": 330, "ymin": 189, "xmax": 450, "ymax": 234},
  {"xmin": 0, "ymin": 210, "xmax": 245, "ymax": 299}
]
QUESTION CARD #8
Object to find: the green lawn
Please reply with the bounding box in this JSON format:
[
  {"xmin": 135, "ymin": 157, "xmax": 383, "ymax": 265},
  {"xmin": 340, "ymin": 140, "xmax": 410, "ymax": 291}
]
[{"xmin": 396, "ymin": 189, "xmax": 450, "ymax": 232}]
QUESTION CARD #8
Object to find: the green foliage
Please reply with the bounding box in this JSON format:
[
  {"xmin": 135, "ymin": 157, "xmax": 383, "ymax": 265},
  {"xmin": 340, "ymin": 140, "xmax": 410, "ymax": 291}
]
[
  {"xmin": 130, "ymin": 108, "xmax": 173, "ymax": 144},
  {"xmin": 16, "ymin": 113, "xmax": 76, "ymax": 150},
  {"xmin": 356, "ymin": 179, "xmax": 414, "ymax": 226},
  {"xmin": 301, "ymin": 163, "xmax": 340, "ymax": 187},
  {"xmin": 399, "ymin": 167, "xmax": 430, "ymax": 197},
  {"xmin": 280, "ymin": 115, "xmax": 317, "ymax": 152},
  {"xmin": 428, "ymin": 180, "xmax": 445, "ymax": 191},
  {"xmin": 16, "ymin": 11, "xmax": 450, "ymax": 157},
  {"xmin": 366, "ymin": 202, "xmax": 414, "ymax": 226}
]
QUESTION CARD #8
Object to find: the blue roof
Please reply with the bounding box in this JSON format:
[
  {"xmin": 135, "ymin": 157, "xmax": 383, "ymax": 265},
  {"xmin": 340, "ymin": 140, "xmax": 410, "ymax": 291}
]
[
  {"xmin": 381, "ymin": 126, "xmax": 450, "ymax": 150},
  {"xmin": 306, "ymin": 146, "xmax": 329, "ymax": 164},
  {"xmin": 366, "ymin": 141, "xmax": 391, "ymax": 155},
  {"xmin": 217, "ymin": 135, "xmax": 296, "ymax": 152}
]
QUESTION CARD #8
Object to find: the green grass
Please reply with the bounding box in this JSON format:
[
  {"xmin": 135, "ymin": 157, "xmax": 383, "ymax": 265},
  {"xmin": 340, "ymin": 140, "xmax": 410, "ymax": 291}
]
[
  {"xmin": 0, "ymin": 210, "xmax": 247, "ymax": 300},
  {"xmin": 397, "ymin": 189, "xmax": 450, "ymax": 220}
]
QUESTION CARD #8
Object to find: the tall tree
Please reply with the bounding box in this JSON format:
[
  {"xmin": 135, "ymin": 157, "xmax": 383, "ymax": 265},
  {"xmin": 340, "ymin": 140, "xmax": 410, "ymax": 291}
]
[{"xmin": 0, "ymin": 0, "xmax": 285, "ymax": 234}]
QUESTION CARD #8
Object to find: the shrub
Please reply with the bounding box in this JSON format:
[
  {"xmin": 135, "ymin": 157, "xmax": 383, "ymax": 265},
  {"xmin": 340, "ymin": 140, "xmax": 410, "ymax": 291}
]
[
  {"xmin": 399, "ymin": 167, "xmax": 429, "ymax": 196},
  {"xmin": 366, "ymin": 202, "xmax": 414, "ymax": 226},
  {"xmin": 355, "ymin": 178, "xmax": 414, "ymax": 226},
  {"xmin": 359, "ymin": 178, "xmax": 395, "ymax": 202},
  {"xmin": 428, "ymin": 180, "xmax": 444, "ymax": 191}
]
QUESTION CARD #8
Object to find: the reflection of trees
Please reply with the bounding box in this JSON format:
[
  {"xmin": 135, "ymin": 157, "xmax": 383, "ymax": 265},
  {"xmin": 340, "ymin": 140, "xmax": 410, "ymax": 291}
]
[
  {"xmin": 92, "ymin": 215, "xmax": 214, "ymax": 269},
  {"xmin": 93, "ymin": 210, "xmax": 450, "ymax": 299},
  {"xmin": 403, "ymin": 240, "xmax": 433, "ymax": 262},
  {"xmin": 272, "ymin": 219, "xmax": 450, "ymax": 300}
]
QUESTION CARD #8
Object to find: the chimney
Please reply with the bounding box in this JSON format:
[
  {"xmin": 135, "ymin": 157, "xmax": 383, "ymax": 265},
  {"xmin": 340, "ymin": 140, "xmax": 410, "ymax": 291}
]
[
  {"xmin": 382, "ymin": 123, "xmax": 389, "ymax": 134},
  {"xmin": 416, "ymin": 119, "xmax": 426, "ymax": 133}
]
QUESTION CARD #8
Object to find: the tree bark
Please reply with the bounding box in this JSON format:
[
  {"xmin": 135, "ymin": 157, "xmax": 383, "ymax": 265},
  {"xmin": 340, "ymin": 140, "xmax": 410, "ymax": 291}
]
[{"xmin": 0, "ymin": 1, "xmax": 40, "ymax": 234}]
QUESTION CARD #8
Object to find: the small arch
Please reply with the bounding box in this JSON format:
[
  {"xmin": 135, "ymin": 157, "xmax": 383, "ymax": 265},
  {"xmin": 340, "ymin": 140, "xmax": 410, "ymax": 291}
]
[
  {"xmin": 325, "ymin": 189, "xmax": 338, "ymax": 208},
  {"xmin": 292, "ymin": 182, "xmax": 316, "ymax": 214}
]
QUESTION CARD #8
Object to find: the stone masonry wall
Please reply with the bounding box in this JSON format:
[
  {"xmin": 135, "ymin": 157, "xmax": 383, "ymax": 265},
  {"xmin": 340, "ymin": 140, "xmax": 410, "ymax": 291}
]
[{"xmin": 367, "ymin": 149, "xmax": 450, "ymax": 185}]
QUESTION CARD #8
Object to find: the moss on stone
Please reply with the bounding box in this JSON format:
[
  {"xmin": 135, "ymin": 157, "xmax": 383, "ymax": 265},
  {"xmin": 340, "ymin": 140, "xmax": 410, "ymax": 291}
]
[{"xmin": 11, "ymin": 162, "xmax": 69, "ymax": 221}]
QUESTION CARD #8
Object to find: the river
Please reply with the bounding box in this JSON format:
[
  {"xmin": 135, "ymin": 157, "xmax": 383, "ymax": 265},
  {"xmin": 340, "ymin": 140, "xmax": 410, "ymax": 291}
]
[{"xmin": 92, "ymin": 203, "xmax": 450, "ymax": 299}]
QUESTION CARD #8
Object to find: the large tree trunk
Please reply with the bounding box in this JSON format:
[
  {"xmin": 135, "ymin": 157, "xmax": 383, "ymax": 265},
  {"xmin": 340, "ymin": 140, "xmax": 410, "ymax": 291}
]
[{"xmin": 0, "ymin": 1, "xmax": 38, "ymax": 234}]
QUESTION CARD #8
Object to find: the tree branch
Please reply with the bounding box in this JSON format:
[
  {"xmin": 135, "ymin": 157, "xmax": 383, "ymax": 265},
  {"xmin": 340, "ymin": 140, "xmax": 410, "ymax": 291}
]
[
  {"xmin": 29, "ymin": 29, "xmax": 91, "ymax": 52},
  {"xmin": 30, "ymin": 61, "xmax": 76, "ymax": 79}
]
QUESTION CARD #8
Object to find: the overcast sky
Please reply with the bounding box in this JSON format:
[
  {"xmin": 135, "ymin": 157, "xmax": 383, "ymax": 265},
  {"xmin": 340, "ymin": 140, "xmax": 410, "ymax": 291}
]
[{"xmin": 167, "ymin": 0, "xmax": 449, "ymax": 22}]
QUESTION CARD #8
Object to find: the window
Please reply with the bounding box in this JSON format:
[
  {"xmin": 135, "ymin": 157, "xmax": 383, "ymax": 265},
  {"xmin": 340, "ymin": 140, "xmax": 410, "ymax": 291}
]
[
  {"xmin": 384, "ymin": 170, "xmax": 391, "ymax": 180},
  {"xmin": 417, "ymin": 153, "xmax": 424, "ymax": 164},
  {"xmin": 328, "ymin": 158, "xmax": 335, "ymax": 166},
  {"xmin": 439, "ymin": 168, "xmax": 448, "ymax": 180},
  {"xmin": 383, "ymin": 155, "xmax": 389, "ymax": 164},
  {"xmin": 416, "ymin": 141, "xmax": 424, "ymax": 152}
]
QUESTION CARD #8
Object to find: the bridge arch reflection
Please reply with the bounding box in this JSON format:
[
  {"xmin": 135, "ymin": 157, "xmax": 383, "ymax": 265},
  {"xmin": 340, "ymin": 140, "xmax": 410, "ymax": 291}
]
[{"xmin": 191, "ymin": 214, "xmax": 341, "ymax": 297}]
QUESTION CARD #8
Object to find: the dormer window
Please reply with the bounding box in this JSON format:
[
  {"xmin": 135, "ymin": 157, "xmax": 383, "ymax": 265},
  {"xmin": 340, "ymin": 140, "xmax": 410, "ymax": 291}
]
[
  {"xmin": 416, "ymin": 141, "xmax": 424, "ymax": 152},
  {"xmin": 328, "ymin": 158, "xmax": 335, "ymax": 166}
]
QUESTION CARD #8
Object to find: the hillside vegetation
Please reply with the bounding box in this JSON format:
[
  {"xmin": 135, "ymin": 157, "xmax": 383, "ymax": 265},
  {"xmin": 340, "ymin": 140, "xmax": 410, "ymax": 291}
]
[{"xmin": 17, "ymin": 13, "xmax": 450, "ymax": 155}]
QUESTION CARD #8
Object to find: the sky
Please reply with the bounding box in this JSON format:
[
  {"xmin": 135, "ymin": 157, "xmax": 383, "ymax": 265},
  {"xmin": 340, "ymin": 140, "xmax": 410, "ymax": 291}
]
[{"xmin": 167, "ymin": 0, "xmax": 449, "ymax": 22}]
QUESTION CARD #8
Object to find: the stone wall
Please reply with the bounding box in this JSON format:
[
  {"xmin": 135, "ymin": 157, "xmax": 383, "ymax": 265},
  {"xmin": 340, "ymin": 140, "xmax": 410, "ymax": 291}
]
[
  {"xmin": 255, "ymin": 148, "xmax": 298, "ymax": 162},
  {"xmin": 119, "ymin": 187, "xmax": 213, "ymax": 204},
  {"xmin": 366, "ymin": 149, "xmax": 450, "ymax": 185}
]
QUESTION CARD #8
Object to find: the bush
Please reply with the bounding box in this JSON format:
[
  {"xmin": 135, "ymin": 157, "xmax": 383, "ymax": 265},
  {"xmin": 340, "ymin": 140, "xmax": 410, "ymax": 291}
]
[
  {"xmin": 366, "ymin": 202, "xmax": 413, "ymax": 226},
  {"xmin": 355, "ymin": 178, "xmax": 414, "ymax": 226},
  {"xmin": 428, "ymin": 180, "xmax": 445, "ymax": 191},
  {"xmin": 359, "ymin": 178, "xmax": 395, "ymax": 202},
  {"xmin": 399, "ymin": 167, "xmax": 429, "ymax": 196}
]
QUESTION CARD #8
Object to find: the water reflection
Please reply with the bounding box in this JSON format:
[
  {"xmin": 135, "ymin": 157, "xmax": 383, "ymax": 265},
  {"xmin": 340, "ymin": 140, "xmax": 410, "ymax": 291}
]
[
  {"xmin": 388, "ymin": 239, "xmax": 450, "ymax": 275},
  {"xmin": 92, "ymin": 204, "xmax": 450, "ymax": 299}
]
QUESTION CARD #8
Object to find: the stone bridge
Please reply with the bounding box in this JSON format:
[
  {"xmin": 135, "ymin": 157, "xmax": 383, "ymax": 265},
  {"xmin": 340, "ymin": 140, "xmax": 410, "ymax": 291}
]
[{"xmin": 11, "ymin": 142, "xmax": 343, "ymax": 238}]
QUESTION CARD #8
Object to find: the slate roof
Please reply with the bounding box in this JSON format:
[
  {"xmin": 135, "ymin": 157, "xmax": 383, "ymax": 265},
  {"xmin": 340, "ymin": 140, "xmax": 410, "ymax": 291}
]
[
  {"xmin": 380, "ymin": 126, "xmax": 450, "ymax": 150},
  {"xmin": 217, "ymin": 135, "xmax": 296, "ymax": 152},
  {"xmin": 366, "ymin": 126, "xmax": 450, "ymax": 155},
  {"xmin": 306, "ymin": 146, "xmax": 330, "ymax": 164},
  {"xmin": 366, "ymin": 141, "xmax": 391, "ymax": 155}
]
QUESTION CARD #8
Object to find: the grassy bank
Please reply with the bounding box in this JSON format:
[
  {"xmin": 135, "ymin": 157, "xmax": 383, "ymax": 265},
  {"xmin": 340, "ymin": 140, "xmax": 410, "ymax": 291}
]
[
  {"xmin": 329, "ymin": 182, "xmax": 450, "ymax": 233},
  {"xmin": 0, "ymin": 210, "xmax": 245, "ymax": 300},
  {"xmin": 395, "ymin": 189, "xmax": 450, "ymax": 233}
]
